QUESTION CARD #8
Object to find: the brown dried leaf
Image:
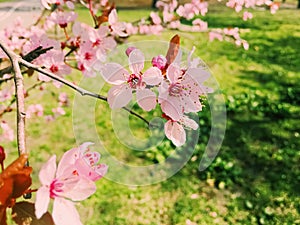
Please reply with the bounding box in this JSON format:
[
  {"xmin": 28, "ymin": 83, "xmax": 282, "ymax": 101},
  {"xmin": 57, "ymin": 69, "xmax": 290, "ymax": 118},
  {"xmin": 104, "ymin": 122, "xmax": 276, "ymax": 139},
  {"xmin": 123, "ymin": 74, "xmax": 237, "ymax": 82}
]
[
  {"xmin": 12, "ymin": 202, "xmax": 55, "ymax": 225},
  {"xmin": 165, "ymin": 34, "xmax": 180, "ymax": 67}
]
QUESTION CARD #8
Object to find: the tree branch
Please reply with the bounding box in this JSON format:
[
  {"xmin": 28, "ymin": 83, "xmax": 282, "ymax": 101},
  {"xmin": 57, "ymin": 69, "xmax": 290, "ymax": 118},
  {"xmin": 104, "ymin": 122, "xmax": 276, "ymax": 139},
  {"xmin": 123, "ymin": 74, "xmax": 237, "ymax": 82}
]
[{"xmin": 0, "ymin": 41, "xmax": 26, "ymax": 155}]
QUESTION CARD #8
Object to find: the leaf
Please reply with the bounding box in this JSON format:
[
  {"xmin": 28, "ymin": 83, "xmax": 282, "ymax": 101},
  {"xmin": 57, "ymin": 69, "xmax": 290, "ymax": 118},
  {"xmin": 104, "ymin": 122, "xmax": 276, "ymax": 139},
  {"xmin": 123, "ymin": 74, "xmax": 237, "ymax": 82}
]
[
  {"xmin": 165, "ymin": 34, "xmax": 180, "ymax": 68},
  {"xmin": 12, "ymin": 202, "xmax": 55, "ymax": 225}
]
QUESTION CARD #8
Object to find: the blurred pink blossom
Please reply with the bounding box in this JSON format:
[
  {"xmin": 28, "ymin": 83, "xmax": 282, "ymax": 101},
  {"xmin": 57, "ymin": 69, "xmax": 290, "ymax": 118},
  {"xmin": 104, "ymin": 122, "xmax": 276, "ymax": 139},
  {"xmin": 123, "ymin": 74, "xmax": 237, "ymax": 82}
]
[
  {"xmin": 108, "ymin": 9, "xmax": 128, "ymax": 37},
  {"xmin": 26, "ymin": 104, "xmax": 44, "ymax": 119},
  {"xmin": 243, "ymin": 11, "xmax": 253, "ymax": 21},
  {"xmin": 0, "ymin": 121, "xmax": 14, "ymax": 141},
  {"xmin": 48, "ymin": 11, "xmax": 78, "ymax": 28}
]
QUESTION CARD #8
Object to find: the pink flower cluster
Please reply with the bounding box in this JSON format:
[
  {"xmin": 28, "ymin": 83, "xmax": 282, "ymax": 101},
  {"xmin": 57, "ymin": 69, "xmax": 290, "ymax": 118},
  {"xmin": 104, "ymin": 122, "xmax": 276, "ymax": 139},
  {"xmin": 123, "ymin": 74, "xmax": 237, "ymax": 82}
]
[
  {"xmin": 225, "ymin": 0, "xmax": 279, "ymax": 15},
  {"xmin": 0, "ymin": 121, "xmax": 14, "ymax": 142},
  {"xmin": 35, "ymin": 142, "xmax": 108, "ymax": 225},
  {"xmin": 101, "ymin": 46, "xmax": 212, "ymax": 146}
]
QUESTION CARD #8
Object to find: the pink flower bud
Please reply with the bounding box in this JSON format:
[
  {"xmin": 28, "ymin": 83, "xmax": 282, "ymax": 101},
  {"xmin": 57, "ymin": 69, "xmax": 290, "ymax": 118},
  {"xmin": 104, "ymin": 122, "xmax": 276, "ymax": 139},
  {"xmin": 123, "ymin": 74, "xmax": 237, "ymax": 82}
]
[
  {"xmin": 152, "ymin": 55, "xmax": 167, "ymax": 70},
  {"xmin": 0, "ymin": 145, "xmax": 5, "ymax": 171},
  {"xmin": 125, "ymin": 47, "xmax": 137, "ymax": 57}
]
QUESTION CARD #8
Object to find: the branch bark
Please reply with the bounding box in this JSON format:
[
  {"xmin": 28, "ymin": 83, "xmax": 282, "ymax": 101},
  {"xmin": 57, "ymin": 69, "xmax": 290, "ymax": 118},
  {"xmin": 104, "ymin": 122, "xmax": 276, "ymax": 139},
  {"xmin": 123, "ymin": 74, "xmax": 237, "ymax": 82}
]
[{"xmin": 0, "ymin": 41, "xmax": 26, "ymax": 155}]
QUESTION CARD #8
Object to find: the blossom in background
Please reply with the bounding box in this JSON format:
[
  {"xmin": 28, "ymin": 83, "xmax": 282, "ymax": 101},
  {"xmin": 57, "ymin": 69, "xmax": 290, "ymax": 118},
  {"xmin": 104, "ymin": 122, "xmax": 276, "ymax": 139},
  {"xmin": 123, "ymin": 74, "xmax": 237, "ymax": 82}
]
[
  {"xmin": 101, "ymin": 48, "xmax": 162, "ymax": 111},
  {"xmin": 48, "ymin": 11, "xmax": 78, "ymax": 28},
  {"xmin": 192, "ymin": 19, "xmax": 208, "ymax": 32},
  {"xmin": 243, "ymin": 11, "xmax": 253, "ymax": 21},
  {"xmin": 164, "ymin": 114, "xmax": 198, "ymax": 147},
  {"xmin": 35, "ymin": 143, "xmax": 107, "ymax": 225},
  {"xmin": 108, "ymin": 9, "xmax": 128, "ymax": 37},
  {"xmin": 26, "ymin": 104, "xmax": 44, "ymax": 119},
  {"xmin": 0, "ymin": 121, "xmax": 14, "ymax": 141}
]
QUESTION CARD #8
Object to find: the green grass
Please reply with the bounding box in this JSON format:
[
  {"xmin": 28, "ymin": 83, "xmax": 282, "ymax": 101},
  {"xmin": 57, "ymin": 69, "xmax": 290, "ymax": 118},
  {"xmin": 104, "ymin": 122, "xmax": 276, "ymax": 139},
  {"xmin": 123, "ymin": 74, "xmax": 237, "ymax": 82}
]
[{"xmin": 2, "ymin": 3, "xmax": 300, "ymax": 225}]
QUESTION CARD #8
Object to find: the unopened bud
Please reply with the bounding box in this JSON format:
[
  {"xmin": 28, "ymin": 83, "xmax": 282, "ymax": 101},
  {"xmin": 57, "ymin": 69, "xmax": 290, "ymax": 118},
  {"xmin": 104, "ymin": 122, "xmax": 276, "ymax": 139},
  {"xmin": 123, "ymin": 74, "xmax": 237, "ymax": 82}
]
[
  {"xmin": 125, "ymin": 47, "xmax": 137, "ymax": 57},
  {"xmin": 152, "ymin": 55, "xmax": 167, "ymax": 70},
  {"xmin": 0, "ymin": 145, "xmax": 5, "ymax": 171}
]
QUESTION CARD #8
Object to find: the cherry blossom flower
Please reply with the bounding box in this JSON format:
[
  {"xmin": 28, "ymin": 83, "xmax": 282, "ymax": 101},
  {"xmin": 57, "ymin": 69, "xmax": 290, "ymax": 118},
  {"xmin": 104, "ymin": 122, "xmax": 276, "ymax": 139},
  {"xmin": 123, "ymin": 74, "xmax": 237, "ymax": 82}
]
[
  {"xmin": 0, "ymin": 88, "xmax": 12, "ymax": 102},
  {"xmin": 101, "ymin": 49, "xmax": 162, "ymax": 110},
  {"xmin": 26, "ymin": 104, "xmax": 44, "ymax": 119},
  {"xmin": 164, "ymin": 114, "xmax": 198, "ymax": 147},
  {"xmin": 48, "ymin": 11, "xmax": 78, "ymax": 28},
  {"xmin": 75, "ymin": 42, "xmax": 98, "ymax": 77},
  {"xmin": 57, "ymin": 142, "xmax": 108, "ymax": 181},
  {"xmin": 35, "ymin": 154, "xmax": 96, "ymax": 225},
  {"xmin": 243, "ymin": 11, "xmax": 253, "ymax": 21},
  {"xmin": 0, "ymin": 121, "xmax": 14, "ymax": 141},
  {"xmin": 108, "ymin": 9, "xmax": 128, "ymax": 37},
  {"xmin": 158, "ymin": 51, "xmax": 212, "ymax": 121},
  {"xmin": 192, "ymin": 19, "xmax": 208, "ymax": 32},
  {"xmin": 52, "ymin": 107, "xmax": 66, "ymax": 116},
  {"xmin": 58, "ymin": 93, "xmax": 69, "ymax": 106},
  {"xmin": 150, "ymin": 12, "xmax": 162, "ymax": 25},
  {"xmin": 35, "ymin": 143, "xmax": 106, "ymax": 224}
]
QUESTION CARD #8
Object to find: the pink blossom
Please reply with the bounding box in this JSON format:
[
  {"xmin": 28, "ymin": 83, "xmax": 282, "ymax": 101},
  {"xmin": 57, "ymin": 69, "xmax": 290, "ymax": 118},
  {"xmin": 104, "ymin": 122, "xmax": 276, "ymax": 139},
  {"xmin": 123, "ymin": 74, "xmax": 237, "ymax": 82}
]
[
  {"xmin": 40, "ymin": 0, "xmax": 58, "ymax": 9},
  {"xmin": 168, "ymin": 20, "xmax": 181, "ymax": 29},
  {"xmin": 35, "ymin": 153, "xmax": 97, "ymax": 225},
  {"xmin": 125, "ymin": 23, "xmax": 139, "ymax": 35},
  {"xmin": 108, "ymin": 9, "xmax": 128, "ymax": 37},
  {"xmin": 0, "ymin": 88, "xmax": 12, "ymax": 102},
  {"xmin": 150, "ymin": 12, "xmax": 162, "ymax": 25},
  {"xmin": 26, "ymin": 104, "xmax": 44, "ymax": 119},
  {"xmin": 192, "ymin": 19, "xmax": 208, "ymax": 32},
  {"xmin": 243, "ymin": 11, "xmax": 253, "ymax": 21},
  {"xmin": 164, "ymin": 115, "xmax": 198, "ymax": 147},
  {"xmin": 163, "ymin": 11, "xmax": 174, "ymax": 23},
  {"xmin": 176, "ymin": 4, "xmax": 196, "ymax": 20},
  {"xmin": 0, "ymin": 121, "xmax": 14, "ymax": 141},
  {"xmin": 57, "ymin": 142, "xmax": 108, "ymax": 181},
  {"xmin": 158, "ymin": 51, "xmax": 212, "ymax": 121},
  {"xmin": 152, "ymin": 55, "xmax": 167, "ymax": 70},
  {"xmin": 101, "ymin": 49, "xmax": 162, "ymax": 110},
  {"xmin": 58, "ymin": 93, "xmax": 69, "ymax": 106},
  {"xmin": 75, "ymin": 42, "xmax": 98, "ymax": 77},
  {"xmin": 88, "ymin": 26, "xmax": 117, "ymax": 62},
  {"xmin": 52, "ymin": 107, "xmax": 66, "ymax": 116},
  {"xmin": 48, "ymin": 11, "xmax": 78, "ymax": 28}
]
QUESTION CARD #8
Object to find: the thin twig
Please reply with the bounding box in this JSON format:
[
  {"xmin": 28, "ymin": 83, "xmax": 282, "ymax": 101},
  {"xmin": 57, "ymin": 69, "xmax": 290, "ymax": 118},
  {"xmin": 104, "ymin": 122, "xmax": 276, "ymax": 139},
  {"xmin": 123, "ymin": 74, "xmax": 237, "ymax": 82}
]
[{"xmin": 18, "ymin": 56, "xmax": 150, "ymax": 125}]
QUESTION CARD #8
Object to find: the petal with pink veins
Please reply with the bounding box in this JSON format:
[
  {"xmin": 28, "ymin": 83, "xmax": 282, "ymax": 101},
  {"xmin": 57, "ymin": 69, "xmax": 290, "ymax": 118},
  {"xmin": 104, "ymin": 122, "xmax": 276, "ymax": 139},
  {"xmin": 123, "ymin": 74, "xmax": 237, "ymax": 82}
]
[
  {"xmin": 101, "ymin": 63, "xmax": 129, "ymax": 85},
  {"xmin": 160, "ymin": 97, "xmax": 182, "ymax": 121},
  {"xmin": 143, "ymin": 67, "xmax": 162, "ymax": 85},
  {"xmin": 186, "ymin": 68, "xmax": 210, "ymax": 84},
  {"xmin": 107, "ymin": 84, "xmax": 132, "ymax": 109},
  {"xmin": 52, "ymin": 198, "xmax": 83, "ymax": 225},
  {"xmin": 136, "ymin": 89, "xmax": 157, "ymax": 111},
  {"xmin": 129, "ymin": 49, "xmax": 145, "ymax": 74}
]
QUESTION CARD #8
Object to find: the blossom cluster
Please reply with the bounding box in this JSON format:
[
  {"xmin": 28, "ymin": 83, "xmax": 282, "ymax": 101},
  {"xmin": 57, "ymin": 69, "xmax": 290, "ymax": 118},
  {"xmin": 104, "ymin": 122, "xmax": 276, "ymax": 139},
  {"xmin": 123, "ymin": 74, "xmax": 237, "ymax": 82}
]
[
  {"xmin": 101, "ymin": 41, "xmax": 212, "ymax": 146},
  {"xmin": 35, "ymin": 142, "xmax": 108, "ymax": 225}
]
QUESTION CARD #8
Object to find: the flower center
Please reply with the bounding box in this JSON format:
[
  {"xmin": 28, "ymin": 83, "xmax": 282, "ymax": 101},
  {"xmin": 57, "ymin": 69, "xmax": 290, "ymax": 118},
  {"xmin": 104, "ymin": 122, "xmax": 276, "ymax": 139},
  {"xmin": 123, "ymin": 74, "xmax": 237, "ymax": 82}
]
[
  {"xmin": 127, "ymin": 74, "xmax": 141, "ymax": 89},
  {"xmin": 50, "ymin": 65, "xmax": 59, "ymax": 73},
  {"xmin": 49, "ymin": 179, "xmax": 64, "ymax": 198},
  {"xmin": 169, "ymin": 83, "xmax": 182, "ymax": 96}
]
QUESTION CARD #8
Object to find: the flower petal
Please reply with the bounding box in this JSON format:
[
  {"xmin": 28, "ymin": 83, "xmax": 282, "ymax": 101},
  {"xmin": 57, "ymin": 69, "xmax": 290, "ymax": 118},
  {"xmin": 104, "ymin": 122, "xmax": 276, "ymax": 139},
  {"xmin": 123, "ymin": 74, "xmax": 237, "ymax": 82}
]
[
  {"xmin": 186, "ymin": 68, "xmax": 210, "ymax": 84},
  {"xmin": 171, "ymin": 122, "xmax": 186, "ymax": 147},
  {"xmin": 129, "ymin": 49, "xmax": 144, "ymax": 74},
  {"xmin": 101, "ymin": 63, "xmax": 129, "ymax": 85},
  {"xmin": 143, "ymin": 67, "xmax": 162, "ymax": 85},
  {"xmin": 35, "ymin": 186, "xmax": 51, "ymax": 219},
  {"xmin": 136, "ymin": 89, "xmax": 157, "ymax": 111},
  {"xmin": 160, "ymin": 97, "xmax": 182, "ymax": 121},
  {"xmin": 53, "ymin": 198, "xmax": 83, "ymax": 225},
  {"xmin": 39, "ymin": 155, "xmax": 56, "ymax": 186},
  {"xmin": 107, "ymin": 84, "xmax": 132, "ymax": 109},
  {"xmin": 166, "ymin": 63, "xmax": 182, "ymax": 83},
  {"xmin": 62, "ymin": 176, "xmax": 96, "ymax": 201}
]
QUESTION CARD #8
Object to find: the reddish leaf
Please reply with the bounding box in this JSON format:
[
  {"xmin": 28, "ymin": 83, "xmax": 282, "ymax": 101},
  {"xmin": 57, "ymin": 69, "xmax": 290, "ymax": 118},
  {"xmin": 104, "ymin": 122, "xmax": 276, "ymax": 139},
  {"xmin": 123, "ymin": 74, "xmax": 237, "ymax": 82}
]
[
  {"xmin": 0, "ymin": 154, "xmax": 32, "ymax": 225},
  {"xmin": 12, "ymin": 202, "xmax": 55, "ymax": 225},
  {"xmin": 96, "ymin": 4, "xmax": 115, "ymax": 27},
  {"xmin": 165, "ymin": 34, "xmax": 180, "ymax": 68}
]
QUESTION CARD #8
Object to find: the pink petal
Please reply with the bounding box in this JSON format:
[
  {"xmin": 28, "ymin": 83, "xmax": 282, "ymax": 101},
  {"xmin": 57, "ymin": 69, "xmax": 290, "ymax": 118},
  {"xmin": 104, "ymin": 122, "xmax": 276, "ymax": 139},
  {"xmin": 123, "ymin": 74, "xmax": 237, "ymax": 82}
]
[
  {"xmin": 56, "ymin": 148, "xmax": 78, "ymax": 178},
  {"xmin": 143, "ymin": 67, "xmax": 162, "ymax": 85},
  {"xmin": 53, "ymin": 198, "xmax": 83, "ymax": 225},
  {"xmin": 165, "ymin": 121, "xmax": 186, "ymax": 147},
  {"xmin": 166, "ymin": 63, "xmax": 182, "ymax": 83},
  {"xmin": 39, "ymin": 155, "xmax": 57, "ymax": 186},
  {"xmin": 107, "ymin": 84, "xmax": 132, "ymax": 109},
  {"xmin": 136, "ymin": 89, "xmax": 157, "ymax": 111},
  {"xmin": 186, "ymin": 68, "xmax": 210, "ymax": 84},
  {"xmin": 129, "ymin": 49, "xmax": 144, "ymax": 74},
  {"xmin": 75, "ymin": 158, "xmax": 108, "ymax": 181},
  {"xmin": 160, "ymin": 97, "xmax": 182, "ymax": 121},
  {"xmin": 101, "ymin": 63, "xmax": 129, "ymax": 85},
  {"xmin": 108, "ymin": 9, "xmax": 118, "ymax": 25},
  {"xmin": 35, "ymin": 186, "xmax": 51, "ymax": 219},
  {"xmin": 181, "ymin": 116, "xmax": 199, "ymax": 130},
  {"xmin": 61, "ymin": 176, "xmax": 96, "ymax": 201}
]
